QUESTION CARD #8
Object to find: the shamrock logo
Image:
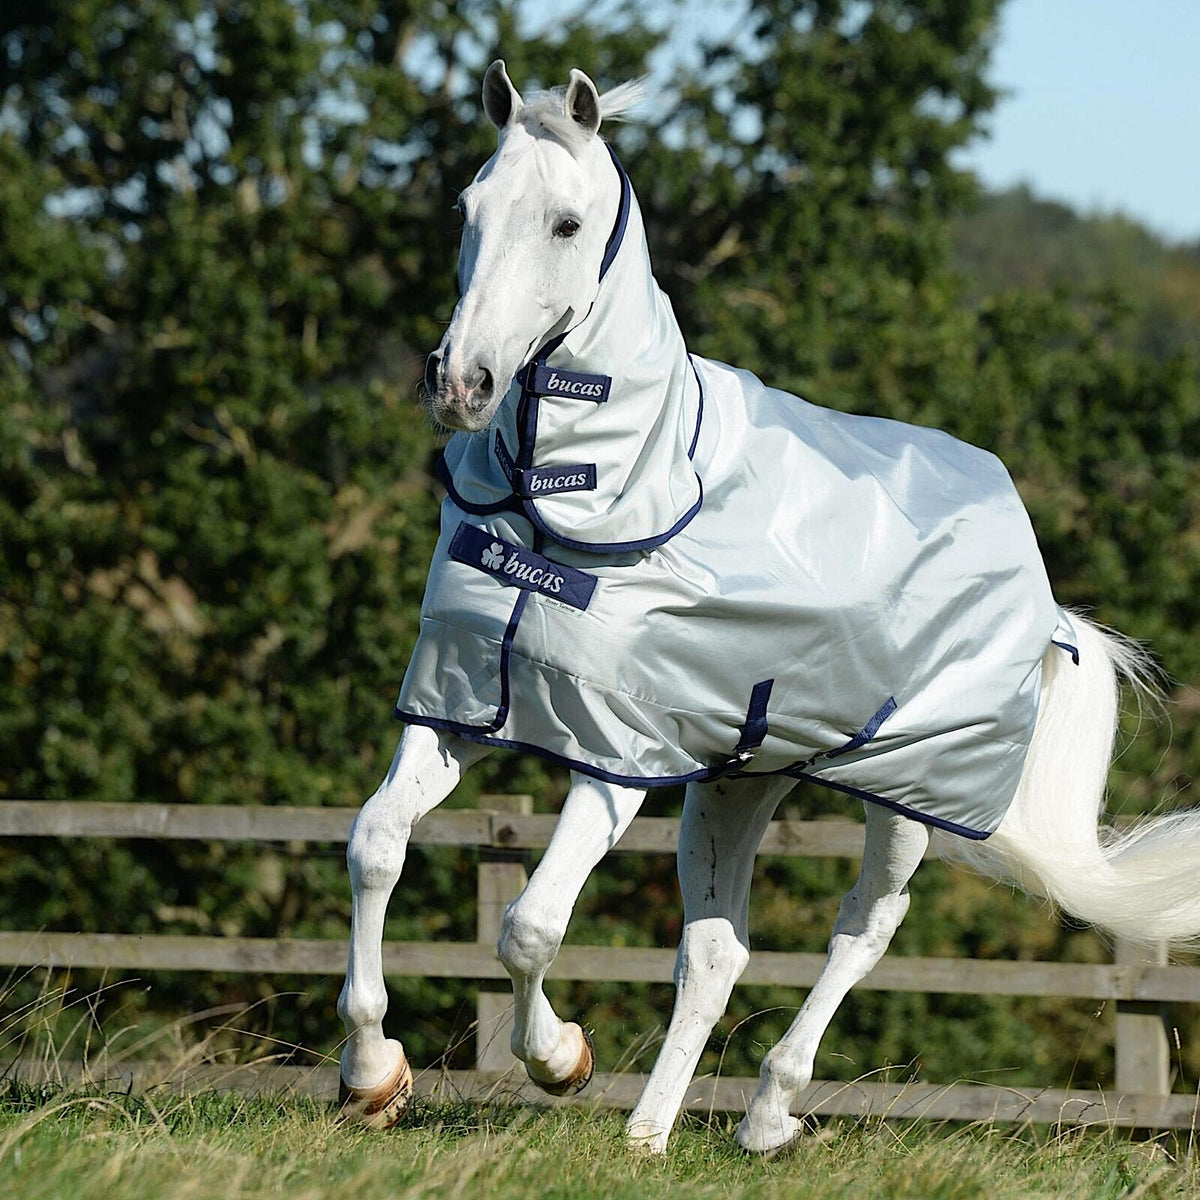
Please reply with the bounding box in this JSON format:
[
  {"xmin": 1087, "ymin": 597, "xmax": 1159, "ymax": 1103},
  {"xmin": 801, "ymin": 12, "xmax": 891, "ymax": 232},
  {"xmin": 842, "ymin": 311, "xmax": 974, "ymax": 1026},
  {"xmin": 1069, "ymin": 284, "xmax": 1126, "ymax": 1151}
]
[{"xmin": 481, "ymin": 541, "xmax": 505, "ymax": 570}]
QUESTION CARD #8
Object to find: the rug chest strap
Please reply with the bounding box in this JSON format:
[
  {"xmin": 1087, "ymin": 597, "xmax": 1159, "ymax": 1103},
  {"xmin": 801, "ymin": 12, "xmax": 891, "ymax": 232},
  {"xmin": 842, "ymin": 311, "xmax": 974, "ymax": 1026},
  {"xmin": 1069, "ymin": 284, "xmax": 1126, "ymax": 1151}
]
[{"xmin": 724, "ymin": 678, "xmax": 774, "ymax": 771}]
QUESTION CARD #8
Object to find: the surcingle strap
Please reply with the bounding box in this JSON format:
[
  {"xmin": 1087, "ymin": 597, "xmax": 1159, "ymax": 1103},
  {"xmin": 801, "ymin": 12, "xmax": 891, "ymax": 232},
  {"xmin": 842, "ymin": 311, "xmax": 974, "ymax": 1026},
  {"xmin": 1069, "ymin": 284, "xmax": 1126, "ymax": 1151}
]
[
  {"xmin": 725, "ymin": 679, "xmax": 774, "ymax": 770},
  {"xmin": 830, "ymin": 696, "xmax": 898, "ymax": 757}
]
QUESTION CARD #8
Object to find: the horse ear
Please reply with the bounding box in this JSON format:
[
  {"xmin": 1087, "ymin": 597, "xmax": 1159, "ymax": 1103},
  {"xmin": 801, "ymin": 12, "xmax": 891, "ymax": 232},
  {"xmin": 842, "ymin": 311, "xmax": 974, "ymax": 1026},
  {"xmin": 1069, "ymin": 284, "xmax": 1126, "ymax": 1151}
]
[
  {"xmin": 565, "ymin": 68, "xmax": 602, "ymax": 138},
  {"xmin": 483, "ymin": 59, "xmax": 523, "ymax": 129}
]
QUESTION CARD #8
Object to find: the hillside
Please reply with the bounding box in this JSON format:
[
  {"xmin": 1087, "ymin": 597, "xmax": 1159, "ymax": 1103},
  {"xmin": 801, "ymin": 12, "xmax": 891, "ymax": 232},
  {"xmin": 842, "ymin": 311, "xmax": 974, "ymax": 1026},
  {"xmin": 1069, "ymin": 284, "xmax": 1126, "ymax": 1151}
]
[{"xmin": 953, "ymin": 186, "xmax": 1200, "ymax": 359}]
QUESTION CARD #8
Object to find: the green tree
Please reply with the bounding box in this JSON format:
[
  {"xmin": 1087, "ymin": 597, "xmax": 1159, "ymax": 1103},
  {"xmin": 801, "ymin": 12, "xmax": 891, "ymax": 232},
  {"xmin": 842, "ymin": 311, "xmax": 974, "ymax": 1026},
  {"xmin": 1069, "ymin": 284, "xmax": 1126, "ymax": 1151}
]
[
  {"xmin": 0, "ymin": 0, "xmax": 661, "ymax": 1058},
  {"xmin": 3, "ymin": 0, "xmax": 1198, "ymax": 1094}
]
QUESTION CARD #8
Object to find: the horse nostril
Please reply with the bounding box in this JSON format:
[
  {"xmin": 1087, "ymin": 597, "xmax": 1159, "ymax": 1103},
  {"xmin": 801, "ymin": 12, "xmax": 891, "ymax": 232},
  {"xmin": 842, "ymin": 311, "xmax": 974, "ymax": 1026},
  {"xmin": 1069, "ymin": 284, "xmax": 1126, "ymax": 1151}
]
[
  {"xmin": 423, "ymin": 352, "xmax": 442, "ymax": 395},
  {"xmin": 477, "ymin": 367, "xmax": 494, "ymax": 399}
]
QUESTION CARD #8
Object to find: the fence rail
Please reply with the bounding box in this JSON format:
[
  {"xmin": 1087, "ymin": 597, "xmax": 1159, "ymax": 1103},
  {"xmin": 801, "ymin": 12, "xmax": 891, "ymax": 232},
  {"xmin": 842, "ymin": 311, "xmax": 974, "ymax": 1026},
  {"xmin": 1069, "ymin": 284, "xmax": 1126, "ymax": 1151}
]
[{"xmin": 3, "ymin": 797, "xmax": 1197, "ymax": 1128}]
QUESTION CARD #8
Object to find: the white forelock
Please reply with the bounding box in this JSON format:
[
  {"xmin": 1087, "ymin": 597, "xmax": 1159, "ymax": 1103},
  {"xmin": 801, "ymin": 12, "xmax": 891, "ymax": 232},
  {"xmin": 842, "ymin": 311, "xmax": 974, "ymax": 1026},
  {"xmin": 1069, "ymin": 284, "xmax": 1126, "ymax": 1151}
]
[{"xmin": 518, "ymin": 77, "xmax": 648, "ymax": 149}]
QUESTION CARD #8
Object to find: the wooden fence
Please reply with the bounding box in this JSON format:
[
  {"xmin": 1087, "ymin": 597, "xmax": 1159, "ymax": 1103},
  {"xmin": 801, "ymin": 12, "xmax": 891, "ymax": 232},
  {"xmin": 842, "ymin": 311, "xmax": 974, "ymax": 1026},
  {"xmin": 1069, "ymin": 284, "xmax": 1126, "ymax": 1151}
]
[{"xmin": 2, "ymin": 796, "xmax": 1198, "ymax": 1130}]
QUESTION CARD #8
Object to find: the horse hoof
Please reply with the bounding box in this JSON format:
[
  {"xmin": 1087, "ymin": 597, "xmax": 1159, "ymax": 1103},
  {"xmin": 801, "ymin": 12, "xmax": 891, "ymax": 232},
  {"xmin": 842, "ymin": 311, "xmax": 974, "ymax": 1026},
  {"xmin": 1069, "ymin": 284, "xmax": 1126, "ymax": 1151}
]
[
  {"xmin": 338, "ymin": 1051, "xmax": 414, "ymax": 1129},
  {"xmin": 526, "ymin": 1024, "xmax": 594, "ymax": 1097},
  {"xmin": 736, "ymin": 1113, "xmax": 824, "ymax": 1158},
  {"xmin": 739, "ymin": 1130, "xmax": 804, "ymax": 1161}
]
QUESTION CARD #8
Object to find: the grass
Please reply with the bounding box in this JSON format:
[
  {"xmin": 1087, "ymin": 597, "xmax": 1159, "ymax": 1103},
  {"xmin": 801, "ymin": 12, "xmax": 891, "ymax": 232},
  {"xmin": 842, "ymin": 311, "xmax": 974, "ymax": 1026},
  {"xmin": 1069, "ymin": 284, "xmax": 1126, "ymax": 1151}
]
[
  {"xmin": 1, "ymin": 978, "xmax": 1196, "ymax": 1200},
  {"xmin": 0, "ymin": 1083, "xmax": 1196, "ymax": 1200}
]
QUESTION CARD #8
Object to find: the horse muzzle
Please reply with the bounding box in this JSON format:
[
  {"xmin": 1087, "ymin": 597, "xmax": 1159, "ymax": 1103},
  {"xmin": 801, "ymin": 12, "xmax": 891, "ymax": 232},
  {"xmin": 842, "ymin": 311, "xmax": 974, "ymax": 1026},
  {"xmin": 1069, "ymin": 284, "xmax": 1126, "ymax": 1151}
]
[{"xmin": 425, "ymin": 347, "xmax": 502, "ymax": 432}]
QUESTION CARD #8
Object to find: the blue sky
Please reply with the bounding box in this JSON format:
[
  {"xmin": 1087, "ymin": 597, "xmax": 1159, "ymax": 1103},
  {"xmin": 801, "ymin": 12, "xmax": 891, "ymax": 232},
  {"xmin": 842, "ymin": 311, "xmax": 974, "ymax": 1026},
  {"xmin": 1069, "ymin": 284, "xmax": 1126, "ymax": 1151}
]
[
  {"xmin": 524, "ymin": 0, "xmax": 1199, "ymax": 245},
  {"xmin": 962, "ymin": 0, "xmax": 1200, "ymax": 244}
]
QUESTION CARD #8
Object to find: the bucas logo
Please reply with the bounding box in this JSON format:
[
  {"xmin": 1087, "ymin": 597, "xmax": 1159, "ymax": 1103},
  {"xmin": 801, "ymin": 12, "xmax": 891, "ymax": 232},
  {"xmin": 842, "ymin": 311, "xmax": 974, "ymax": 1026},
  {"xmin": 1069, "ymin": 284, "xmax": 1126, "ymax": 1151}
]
[
  {"xmin": 449, "ymin": 521, "xmax": 595, "ymax": 610},
  {"xmin": 528, "ymin": 471, "xmax": 590, "ymax": 493},
  {"xmin": 502, "ymin": 551, "xmax": 565, "ymax": 594},
  {"xmin": 544, "ymin": 371, "xmax": 606, "ymax": 399}
]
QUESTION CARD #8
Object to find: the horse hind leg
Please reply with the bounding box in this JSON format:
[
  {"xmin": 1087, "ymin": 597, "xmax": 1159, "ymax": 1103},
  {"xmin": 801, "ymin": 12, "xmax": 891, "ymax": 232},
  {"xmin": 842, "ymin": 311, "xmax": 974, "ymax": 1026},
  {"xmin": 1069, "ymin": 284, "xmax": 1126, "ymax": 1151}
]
[
  {"xmin": 625, "ymin": 776, "xmax": 794, "ymax": 1154},
  {"xmin": 737, "ymin": 802, "xmax": 928, "ymax": 1156},
  {"xmin": 498, "ymin": 773, "xmax": 645, "ymax": 1093},
  {"xmin": 337, "ymin": 724, "xmax": 490, "ymax": 1126}
]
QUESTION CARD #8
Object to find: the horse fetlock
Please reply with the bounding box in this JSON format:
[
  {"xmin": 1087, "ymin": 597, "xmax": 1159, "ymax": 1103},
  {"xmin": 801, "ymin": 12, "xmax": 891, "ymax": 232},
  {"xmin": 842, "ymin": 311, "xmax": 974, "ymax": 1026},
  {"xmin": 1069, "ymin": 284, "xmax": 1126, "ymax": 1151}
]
[
  {"xmin": 759, "ymin": 1042, "xmax": 815, "ymax": 1102},
  {"xmin": 508, "ymin": 1006, "xmax": 563, "ymax": 1065},
  {"xmin": 336, "ymin": 979, "xmax": 387, "ymax": 1032},
  {"xmin": 339, "ymin": 1035, "xmax": 407, "ymax": 1095},
  {"xmin": 625, "ymin": 1116, "xmax": 672, "ymax": 1155}
]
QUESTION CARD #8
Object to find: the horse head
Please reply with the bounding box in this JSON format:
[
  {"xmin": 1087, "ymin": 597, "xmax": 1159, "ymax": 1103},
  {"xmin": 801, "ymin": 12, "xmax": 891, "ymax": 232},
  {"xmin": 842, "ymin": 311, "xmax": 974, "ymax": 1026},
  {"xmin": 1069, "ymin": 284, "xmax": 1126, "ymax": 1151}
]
[{"xmin": 424, "ymin": 61, "xmax": 633, "ymax": 432}]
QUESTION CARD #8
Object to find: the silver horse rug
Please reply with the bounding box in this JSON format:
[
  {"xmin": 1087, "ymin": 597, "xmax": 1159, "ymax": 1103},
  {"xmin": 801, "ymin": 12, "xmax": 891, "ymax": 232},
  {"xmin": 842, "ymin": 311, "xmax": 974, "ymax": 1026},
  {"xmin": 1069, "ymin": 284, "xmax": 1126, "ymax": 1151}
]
[{"xmin": 398, "ymin": 150, "xmax": 1078, "ymax": 841}]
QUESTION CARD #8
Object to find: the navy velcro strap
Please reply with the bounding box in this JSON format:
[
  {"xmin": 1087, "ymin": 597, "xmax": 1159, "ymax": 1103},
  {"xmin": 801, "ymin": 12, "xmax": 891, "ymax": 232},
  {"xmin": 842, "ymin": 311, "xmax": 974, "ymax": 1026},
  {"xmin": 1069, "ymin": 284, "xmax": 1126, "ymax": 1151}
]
[
  {"xmin": 529, "ymin": 363, "xmax": 611, "ymax": 403},
  {"xmin": 449, "ymin": 522, "xmax": 598, "ymax": 611},
  {"xmin": 494, "ymin": 434, "xmax": 597, "ymax": 498},
  {"xmin": 516, "ymin": 462, "xmax": 597, "ymax": 498},
  {"xmin": 494, "ymin": 431, "xmax": 517, "ymax": 485},
  {"xmin": 731, "ymin": 679, "xmax": 774, "ymax": 765}
]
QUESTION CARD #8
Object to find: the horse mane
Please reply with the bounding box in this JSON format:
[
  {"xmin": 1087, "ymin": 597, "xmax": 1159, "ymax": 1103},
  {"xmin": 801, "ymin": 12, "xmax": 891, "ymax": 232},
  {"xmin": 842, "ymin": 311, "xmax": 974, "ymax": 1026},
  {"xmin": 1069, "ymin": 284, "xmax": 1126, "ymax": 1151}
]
[{"xmin": 520, "ymin": 78, "xmax": 648, "ymax": 150}]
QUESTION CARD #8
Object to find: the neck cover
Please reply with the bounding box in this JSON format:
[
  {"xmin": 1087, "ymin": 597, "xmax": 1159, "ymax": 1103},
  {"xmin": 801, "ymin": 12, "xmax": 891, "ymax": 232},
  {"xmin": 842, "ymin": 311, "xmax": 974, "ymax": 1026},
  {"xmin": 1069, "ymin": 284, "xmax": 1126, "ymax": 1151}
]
[
  {"xmin": 439, "ymin": 148, "xmax": 702, "ymax": 551},
  {"xmin": 399, "ymin": 148, "xmax": 1076, "ymax": 841}
]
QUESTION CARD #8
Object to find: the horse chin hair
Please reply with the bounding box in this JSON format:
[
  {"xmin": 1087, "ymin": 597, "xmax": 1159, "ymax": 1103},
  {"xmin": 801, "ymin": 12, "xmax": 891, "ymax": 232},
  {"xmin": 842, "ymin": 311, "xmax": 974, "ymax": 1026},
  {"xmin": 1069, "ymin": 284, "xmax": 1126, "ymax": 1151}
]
[{"xmin": 427, "ymin": 396, "xmax": 501, "ymax": 436}]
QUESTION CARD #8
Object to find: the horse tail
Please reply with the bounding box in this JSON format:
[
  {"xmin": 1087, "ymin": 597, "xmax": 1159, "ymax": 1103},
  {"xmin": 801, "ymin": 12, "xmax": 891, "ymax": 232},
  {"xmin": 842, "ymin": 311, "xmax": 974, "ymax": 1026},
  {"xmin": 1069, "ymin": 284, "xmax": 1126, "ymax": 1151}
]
[{"xmin": 932, "ymin": 614, "xmax": 1200, "ymax": 946}]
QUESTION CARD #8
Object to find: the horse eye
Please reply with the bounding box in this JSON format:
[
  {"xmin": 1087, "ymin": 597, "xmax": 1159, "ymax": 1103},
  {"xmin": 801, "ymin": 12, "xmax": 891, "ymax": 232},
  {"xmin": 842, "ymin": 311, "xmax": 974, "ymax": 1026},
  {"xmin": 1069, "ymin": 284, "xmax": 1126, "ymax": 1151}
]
[
  {"xmin": 452, "ymin": 196, "xmax": 466, "ymax": 217},
  {"xmin": 554, "ymin": 218, "xmax": 580, "ymax": 239}
]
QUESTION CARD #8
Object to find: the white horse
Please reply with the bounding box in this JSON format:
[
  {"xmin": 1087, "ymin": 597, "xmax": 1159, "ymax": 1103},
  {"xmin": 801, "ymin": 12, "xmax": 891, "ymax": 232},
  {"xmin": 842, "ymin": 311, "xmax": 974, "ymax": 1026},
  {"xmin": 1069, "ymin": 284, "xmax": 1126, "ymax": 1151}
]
[{"xmin": 336, "ymin": 62, "xmax": 1200, "ymax": 1156}]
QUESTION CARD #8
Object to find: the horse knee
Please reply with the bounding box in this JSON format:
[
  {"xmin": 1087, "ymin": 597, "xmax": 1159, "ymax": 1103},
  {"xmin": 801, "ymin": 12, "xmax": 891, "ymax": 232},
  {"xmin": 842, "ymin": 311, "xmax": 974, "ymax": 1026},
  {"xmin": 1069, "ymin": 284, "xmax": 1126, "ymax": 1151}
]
[
  {"xmin": 346, "ymin": 800, "xmax": 413, "ymax": 891},
  {"xmin": 498, "ymin": 898, "xmax": 565, "ymax": 980},
  {"xmin": 676, "ymin": 917, "xmax": 749, "ymax": 1024},
  {"xmin": 831, "ymin": 885, "xmax": 910, "ymax": 947}
]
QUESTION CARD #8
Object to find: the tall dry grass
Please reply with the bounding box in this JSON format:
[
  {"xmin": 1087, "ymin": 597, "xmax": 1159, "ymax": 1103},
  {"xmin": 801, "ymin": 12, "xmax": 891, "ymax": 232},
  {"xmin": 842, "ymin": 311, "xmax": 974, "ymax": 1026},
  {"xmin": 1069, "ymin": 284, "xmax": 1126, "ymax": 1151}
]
[{"xmin": 1, "ymin": 975, "xmax": 1196, "ymax": 1199}]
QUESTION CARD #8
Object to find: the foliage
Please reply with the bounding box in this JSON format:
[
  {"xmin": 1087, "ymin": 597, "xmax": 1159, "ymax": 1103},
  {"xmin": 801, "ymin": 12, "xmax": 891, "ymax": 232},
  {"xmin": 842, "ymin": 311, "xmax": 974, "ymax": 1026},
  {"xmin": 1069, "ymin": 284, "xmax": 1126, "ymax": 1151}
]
[
  {"xmin": 953, "ymin": 186, "xmax": 1200, "ymax": 361},
  {"xmin": 1, "ymin": 0, "xmax": 1198, "ymax": 1099}
]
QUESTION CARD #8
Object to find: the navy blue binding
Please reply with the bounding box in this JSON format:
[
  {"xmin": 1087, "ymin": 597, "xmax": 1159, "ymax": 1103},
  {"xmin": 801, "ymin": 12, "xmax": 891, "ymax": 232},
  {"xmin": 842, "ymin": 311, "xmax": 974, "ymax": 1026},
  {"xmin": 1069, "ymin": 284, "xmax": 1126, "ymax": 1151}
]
[
  {"xmin": 391, "ymin": 710, "xmax": 996, "ymax": 840},
  {"xmin": 513, "ymin": 339, "xmax": 706, "ymax": 554},
  {"xmin": 435, "ymin": 452, "xmax": 517, "ymax": 516},
  {"xmin": 687, "ymin": 357, "xmax": 704, "ymax": 459},
  {"xmin": 1052, "ymin": 638, "xmax": 1081, "ymax": 665},
  {"xmin": 598, "ymin": 142, "xmax": 631, "ymax": 282},
  {"xmin": 521, "ymin": 476, "xmax": 704, "ymax": 554},
  {"xmin": 788, "ymin": 772, "xmax": 993, "ymax": 841}
]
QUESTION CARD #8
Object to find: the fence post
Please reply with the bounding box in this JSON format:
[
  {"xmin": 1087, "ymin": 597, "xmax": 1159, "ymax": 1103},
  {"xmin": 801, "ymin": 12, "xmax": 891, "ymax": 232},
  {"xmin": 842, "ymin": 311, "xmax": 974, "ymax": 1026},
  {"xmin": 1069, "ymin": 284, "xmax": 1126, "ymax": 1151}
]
[
  {"xmin": 1115, "ymin": 936, "xmax": 1171, "ymax": 1095},
  {"xmin": 475, "ymin": 794, "xmax": 533, "ymax": 1074}
]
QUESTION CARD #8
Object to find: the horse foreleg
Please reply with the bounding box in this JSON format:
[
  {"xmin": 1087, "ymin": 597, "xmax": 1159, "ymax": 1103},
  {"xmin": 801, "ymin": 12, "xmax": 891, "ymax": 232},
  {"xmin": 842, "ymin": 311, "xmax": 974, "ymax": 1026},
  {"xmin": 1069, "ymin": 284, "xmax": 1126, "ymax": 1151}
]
[
  {"xmin": 625, "ymin": 777, "xmax": 793, "ymax": 1153},
  {"xmin": 337, "ymin": 723, "xmax": 490, "ymax": 1125},
  {"xmin": 736, "ymin": 803, "xmax": 928, "ymax": 1155},
  {"xmin": 498, "ymin": 773, "xmax": 645, "ymax": 1093}
]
